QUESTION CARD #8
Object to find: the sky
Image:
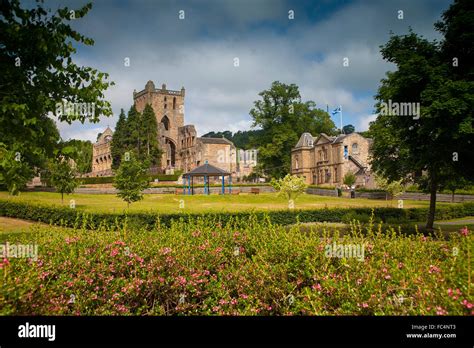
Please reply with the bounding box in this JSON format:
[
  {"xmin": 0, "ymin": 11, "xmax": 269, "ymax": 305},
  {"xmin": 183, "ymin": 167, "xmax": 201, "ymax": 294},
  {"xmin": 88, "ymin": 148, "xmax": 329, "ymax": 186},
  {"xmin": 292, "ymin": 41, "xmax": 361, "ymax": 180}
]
[{"xmin": 38, "ymin": 0, "xmax": 451, "ymax": 142}]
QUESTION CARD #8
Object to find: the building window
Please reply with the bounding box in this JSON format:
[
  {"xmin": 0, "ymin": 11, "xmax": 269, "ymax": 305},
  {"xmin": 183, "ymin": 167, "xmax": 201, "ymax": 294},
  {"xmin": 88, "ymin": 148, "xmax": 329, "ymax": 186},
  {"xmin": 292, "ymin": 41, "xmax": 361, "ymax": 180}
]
[
  {"xmin": 161, "ymin": 116, "xmax": 170, "ymax": 131},
  {"xmin": 325, "ymin": 169, "xmax": 331, "ymax": 183},
  {"xmin": 295, "ymin": 155, "xmax": 299, "ymax": 170},
  {"xmin": 352, "ymin": 143, "xmax": 359, "ymax": 155},
  {"xmin": 173, "ymin": 97, "xmax": 176, "ymax": 110},
  {"xmin": 323, "ymin": 147, "xmax": 328, "ymax": 161},
  {"xmin": 344, "ymin": 145, "xmax": 348, "ymax": 159},
  {"xmin": 334, "ymin": 167, "xmax": 338, "ymax": 182}
]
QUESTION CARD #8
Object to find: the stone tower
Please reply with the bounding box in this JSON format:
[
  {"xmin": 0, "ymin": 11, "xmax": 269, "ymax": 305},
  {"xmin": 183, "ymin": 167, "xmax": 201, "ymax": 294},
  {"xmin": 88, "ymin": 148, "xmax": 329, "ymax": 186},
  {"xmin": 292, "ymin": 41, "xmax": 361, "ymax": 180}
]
[{"xmin": 133, "ymin": 80, "xmax": 185, "ymax": 168}]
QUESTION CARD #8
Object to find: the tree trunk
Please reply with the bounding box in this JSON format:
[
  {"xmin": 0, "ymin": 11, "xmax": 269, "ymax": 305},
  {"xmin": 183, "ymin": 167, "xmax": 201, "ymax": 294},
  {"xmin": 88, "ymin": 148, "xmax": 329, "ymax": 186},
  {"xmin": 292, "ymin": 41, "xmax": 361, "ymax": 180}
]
[
  {"xmin": 426, "ymin": 173, "xmax": 437, "ymax": 231},
  {"xmin": 61, "ymin": 192, "xmax": 64, "ymax": 204}
]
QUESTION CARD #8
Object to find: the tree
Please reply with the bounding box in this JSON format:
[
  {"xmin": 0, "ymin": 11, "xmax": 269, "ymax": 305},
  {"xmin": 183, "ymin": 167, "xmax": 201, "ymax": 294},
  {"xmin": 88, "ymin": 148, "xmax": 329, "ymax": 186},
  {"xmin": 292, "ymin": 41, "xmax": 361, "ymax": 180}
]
[
  {"xmin": 375, "ymin": 174, "xmax": 404, "ymax": 200},
  {"xmin": 49, "ymin": 158, "xmax": 79, "ymax": 203},
  {"xmin": 125, "ymin": 105, "xmax": 142, "ymax": 158},
  {"xmin": 368, "ymin": 0, "xmax": 474, "ymax": 230},
  {"xmin": 343, "ymin": 172, "xmax": 356, "ymax": 188},
  {"xmin": 439, "ymin": 176, "xmax": 470, "ymax": 203},
  {"xmin": 250, "ymin": 81, "xmax": 336, "ymax": 178},
  {"xmin": 140, "ymin": 104, "xmax": 161, "ymax": 165},
  {"xmin": 111, "ymin": 109, "xmax": 127, "ymax": 169},
  {"xmin": 0, "ymin": 145, "xmax": 33, "ymax": 195},
  {"xmin": 113, "ymin": 152, "xmax": 149, "ymax": 208},
  {"xmin": 0, "ymin": 0, "xmax": 113, "ymax": 189},
  {"xmin": 343, "ymin": 124, "xmax": 355, "ymax": 134},
  {"xmin": 61, "ymin": 140, "xmax": 93, "ymax": 174},
  {"xmin": 270, "ymin": 174, "xmax": 307, "ymax": 202}
]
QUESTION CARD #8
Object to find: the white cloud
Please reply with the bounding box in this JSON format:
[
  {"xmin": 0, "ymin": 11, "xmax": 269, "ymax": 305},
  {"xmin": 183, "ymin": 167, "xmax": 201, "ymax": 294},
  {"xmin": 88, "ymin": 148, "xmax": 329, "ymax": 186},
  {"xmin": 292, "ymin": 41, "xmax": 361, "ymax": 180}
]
[{"xmin": 53, "ymin": 0, "xmax": 448, "ymax": 141}]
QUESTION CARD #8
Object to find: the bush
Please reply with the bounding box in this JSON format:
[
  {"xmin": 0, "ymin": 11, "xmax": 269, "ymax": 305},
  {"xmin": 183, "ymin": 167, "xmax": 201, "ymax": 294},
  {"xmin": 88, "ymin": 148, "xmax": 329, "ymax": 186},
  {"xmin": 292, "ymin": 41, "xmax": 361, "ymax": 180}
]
[
  {"xmin": 78, "ymin": 173, "xmax": 180, "ymax": 185},
  {"xmin": 1, "ymin": 199, "xmax": 473, "ymax": 231},
  {"xmin": 1, "ymin": 213, "xmax": 471, "ymax": 315}
]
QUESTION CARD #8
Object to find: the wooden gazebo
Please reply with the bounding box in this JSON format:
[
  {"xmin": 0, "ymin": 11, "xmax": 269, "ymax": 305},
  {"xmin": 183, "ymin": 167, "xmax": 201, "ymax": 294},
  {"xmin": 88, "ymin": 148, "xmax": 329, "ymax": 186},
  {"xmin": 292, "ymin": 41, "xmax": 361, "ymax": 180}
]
[{"xmin": 182, "ymin": 162, "xmax": 232, "ymax": 195}]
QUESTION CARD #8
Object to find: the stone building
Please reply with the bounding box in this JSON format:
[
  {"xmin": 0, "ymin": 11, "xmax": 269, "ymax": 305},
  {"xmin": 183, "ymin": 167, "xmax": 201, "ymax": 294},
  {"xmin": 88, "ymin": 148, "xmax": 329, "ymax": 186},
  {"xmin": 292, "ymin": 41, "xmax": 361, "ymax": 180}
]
[
  {"xmin": 91, "ymin": 126, "xmax": 113, "ymax": 176},
  {"xmin": 291, "ymin": 132, "xmax": 374, "ymax": 188},
  {"xmin": 236, "ymin": 149, "xmax": 258, "ymax": 180},
  {"xmin": 90, "ymin": 81, "xmax": 252, "ymax": 178}
]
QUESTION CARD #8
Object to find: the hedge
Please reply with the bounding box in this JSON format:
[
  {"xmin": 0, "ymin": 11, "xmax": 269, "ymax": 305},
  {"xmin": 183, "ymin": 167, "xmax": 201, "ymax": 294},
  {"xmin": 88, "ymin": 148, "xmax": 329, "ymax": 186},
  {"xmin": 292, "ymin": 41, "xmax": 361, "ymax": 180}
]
[
  {"xmin": 78, "ymin": 173, "xmax": 180, "ymax": 185},
  {"xmin": 1, "ymin": 199, "xmax": 473, "ymax": 231}
]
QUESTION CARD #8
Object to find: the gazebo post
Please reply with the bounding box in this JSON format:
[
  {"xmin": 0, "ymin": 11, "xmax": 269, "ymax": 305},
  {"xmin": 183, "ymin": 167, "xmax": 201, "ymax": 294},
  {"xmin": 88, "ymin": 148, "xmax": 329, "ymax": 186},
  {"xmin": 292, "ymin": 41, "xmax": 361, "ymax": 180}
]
[
  {"xmin": 191, "ymin": 176, "xmax": 194, "ymax": 195},
  {"xmin": 221, "ymin": 175, "xmax": 225, "ymax": 194},
  {"xmin": 187, "ymin": 175, "xmax": 191, "ymax": 195}
]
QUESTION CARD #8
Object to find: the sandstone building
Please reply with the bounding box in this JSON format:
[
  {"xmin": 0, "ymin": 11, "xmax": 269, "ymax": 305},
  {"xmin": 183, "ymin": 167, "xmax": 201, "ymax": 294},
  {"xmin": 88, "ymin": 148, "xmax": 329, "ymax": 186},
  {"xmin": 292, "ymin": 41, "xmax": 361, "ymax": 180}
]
[
  {"xmin": 291, "ymin": 132, "xmax": 374, "ymax": 188},
  {"xmin": 91, "ymin": 126, "xmax": 113, "ymax": 176},
  {"xmin": 90, "ymin": 81, "xmax": 256, "ymax": 178}
]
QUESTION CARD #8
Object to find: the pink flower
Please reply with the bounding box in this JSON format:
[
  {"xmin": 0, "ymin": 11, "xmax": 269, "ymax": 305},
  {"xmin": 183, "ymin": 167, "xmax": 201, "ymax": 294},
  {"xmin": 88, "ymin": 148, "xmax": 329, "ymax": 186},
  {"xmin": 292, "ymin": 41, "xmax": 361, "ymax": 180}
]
[
  {"xmin": 384, "ymin": 274, "xmax": 392, "ymax": 280},
  {"xmin": 110, "ymin": 248, "xmax": 119, "ymax": 257},
  {"xmin": 428, "ymin": 265, "xmax": 441, "ymax": 274},
  {"xmin": 421, "ymin": 236, "xmax": 427, "ymax": 242},
  {"xmin": 114, "ymin": 240, "xmax": 126, "ymax": 246},
  {"xmin": 361, "ymin": 303, "xmax": 369, "ymax": 308},
  {"xmin": 160, "ymin": 247, "xmax": 172, "ymax": 255},
  {"xmin": 460, "ymin": 227, "xmax": 469, "ymax": 237},
  {"xmin": 448, "ymin": 288, "xmax": 453, "ymax": 296},
  {"xmin": 0, "ymin": 258, "xmax": 10, "ymax": 269},
  {"xmin": 312, "ymin": 283, "xmax": 322, "ymax": 291},
  {"xmin": 398, "ymin": 262, "xmax": 404, "ymax": 269}
]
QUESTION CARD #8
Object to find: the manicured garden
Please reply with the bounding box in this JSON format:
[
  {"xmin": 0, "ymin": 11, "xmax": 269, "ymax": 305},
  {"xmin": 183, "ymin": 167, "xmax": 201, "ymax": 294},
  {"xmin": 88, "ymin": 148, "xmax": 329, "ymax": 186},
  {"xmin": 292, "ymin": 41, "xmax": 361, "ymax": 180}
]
[
  {"xmin": 1, "ymin": 213, "xmax": 472, "ymax": 315},
  {"xmin": 0, "ymin": 191, "xmax": 448, "ymax": 214}
]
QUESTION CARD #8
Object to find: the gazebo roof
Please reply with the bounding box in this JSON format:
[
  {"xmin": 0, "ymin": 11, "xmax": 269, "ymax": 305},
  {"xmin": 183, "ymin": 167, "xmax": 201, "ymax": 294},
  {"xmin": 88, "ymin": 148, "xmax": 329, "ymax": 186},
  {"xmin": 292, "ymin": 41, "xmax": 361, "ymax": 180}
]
[{"xmin": 184, "ymin": 163, "xmax": 230, "ymax": 176}]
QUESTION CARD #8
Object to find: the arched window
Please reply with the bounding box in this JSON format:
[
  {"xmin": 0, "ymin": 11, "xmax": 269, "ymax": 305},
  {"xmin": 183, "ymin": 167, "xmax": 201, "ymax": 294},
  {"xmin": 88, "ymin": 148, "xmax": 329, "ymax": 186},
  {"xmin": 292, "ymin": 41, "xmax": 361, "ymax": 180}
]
[
  {"xmin": 164, "ymin": 97, "xmax": 167, "ymax": 109},
  {"xmin": 295, "ymin": 155, "xmax": 299, "ymax": 170},
  {"xmin": 173, "ymin": 97, "xmax": 176, "ymax": 110},
  {"xmin": 352, "ymin": 143, "xmax": 359, "ymax": 155},
  {"xmin": 161, "ymin": 116, "xmax": 170, "ymax": 131}
]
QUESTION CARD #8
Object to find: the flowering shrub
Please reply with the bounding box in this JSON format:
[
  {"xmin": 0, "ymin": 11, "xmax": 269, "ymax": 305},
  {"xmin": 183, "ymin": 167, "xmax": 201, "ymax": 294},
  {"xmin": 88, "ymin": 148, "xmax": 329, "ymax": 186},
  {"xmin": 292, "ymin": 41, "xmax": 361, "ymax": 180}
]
[
  {"xmin": 270, "ymin": 174, "xmax": 308, "ymax": 201},
  {"xmin": 1, "ymin": 214, "xmax": 472, "ymax": 315}
]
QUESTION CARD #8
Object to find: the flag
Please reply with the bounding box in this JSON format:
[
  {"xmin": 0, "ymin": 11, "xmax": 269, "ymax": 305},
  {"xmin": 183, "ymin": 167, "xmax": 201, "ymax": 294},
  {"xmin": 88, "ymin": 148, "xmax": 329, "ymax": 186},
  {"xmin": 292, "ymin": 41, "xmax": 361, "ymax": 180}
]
[{"xmin": 332, "ymin": 106, "xmax": 341, "ymax": 115}]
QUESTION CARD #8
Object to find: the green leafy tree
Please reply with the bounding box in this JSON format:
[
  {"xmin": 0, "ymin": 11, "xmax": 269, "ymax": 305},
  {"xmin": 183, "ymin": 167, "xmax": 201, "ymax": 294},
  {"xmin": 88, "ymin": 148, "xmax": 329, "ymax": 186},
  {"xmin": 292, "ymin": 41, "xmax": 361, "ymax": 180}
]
[
  {"xmin": 368, "ymin": 0, "xmax": 474, "ymax": 230},
  {"xmin": 0, "ymin": 145, "xmax": 33, "ymax": 195},
  {"xmin": 0, "ymin": 0, "xmax": 113, "ymax": 187},
  {"xmin": 270, "ymin": 174, "xmax": 308, "ymax": 202},
  {"xmin": 113, "ymin": 152, "xmax": 149, "ymax": 208},
  {"xmin": 49, "ymin": 158, "xmax": 79, "ymax": 203},
  {"xmin": 125, "ymin": 105, "xmax": 142, "ymax": 158},
  {"xmin": 61, "ymin": 140, "xmax": 93, "ymax": 174},
  {"xmin": 439, "ymin": 175, "xmax": 470, "ymax": 203},
  {"xmin": 111, "ymin": 109, "xmax": 128, "ymax": 169},
  {"xmin": 250, "ymin": 81, "xmax": 336, "ymax": 178},
  {"xmin": 343, "ymin": 124, "xmax": 355, "ymax": 134},
  {"xmin": 343, "ymin": 172, "xmax": 356, "ymax": 188},
  {"xmin": 140, "ymin": 104, "xmax": 161, "ymax": 165},
  {"xmin": 375, "ymin": 174, "xmax": 404, "ymax": 200}
]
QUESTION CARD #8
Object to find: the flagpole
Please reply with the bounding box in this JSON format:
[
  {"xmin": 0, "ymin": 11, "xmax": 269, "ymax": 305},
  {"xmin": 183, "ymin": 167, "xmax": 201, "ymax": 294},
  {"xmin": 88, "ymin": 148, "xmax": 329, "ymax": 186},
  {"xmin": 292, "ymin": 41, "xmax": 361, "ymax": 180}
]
[{"xmin": 340, "ymin": 106, "xmax": 343, "ymax": 134}]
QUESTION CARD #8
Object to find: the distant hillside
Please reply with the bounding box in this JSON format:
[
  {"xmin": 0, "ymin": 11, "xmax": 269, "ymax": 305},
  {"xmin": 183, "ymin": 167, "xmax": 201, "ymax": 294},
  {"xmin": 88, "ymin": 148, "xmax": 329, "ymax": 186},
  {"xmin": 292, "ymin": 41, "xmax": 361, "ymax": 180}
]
[{"xmin": 201, "ymin": 130, "xmax": 263, "ymax": 150}]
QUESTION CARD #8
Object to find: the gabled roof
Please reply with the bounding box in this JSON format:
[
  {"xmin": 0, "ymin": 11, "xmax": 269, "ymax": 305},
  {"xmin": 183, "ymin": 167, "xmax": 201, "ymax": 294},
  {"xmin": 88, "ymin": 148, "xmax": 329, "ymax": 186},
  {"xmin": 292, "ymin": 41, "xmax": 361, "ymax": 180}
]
[
  {"xmin": 97, "ymin": 127, "xmax": 113, "ymax": 144},
  {"xmin": 295, "ymin": 132, "xmax": 315, "ymax": 148},
  {"xmin": 184, "ymin": 163, "xmax": 230, "ymax": 176},
  {"xmin": 314, "ymin": 133, "xmax": 334, "ymax": 145}
]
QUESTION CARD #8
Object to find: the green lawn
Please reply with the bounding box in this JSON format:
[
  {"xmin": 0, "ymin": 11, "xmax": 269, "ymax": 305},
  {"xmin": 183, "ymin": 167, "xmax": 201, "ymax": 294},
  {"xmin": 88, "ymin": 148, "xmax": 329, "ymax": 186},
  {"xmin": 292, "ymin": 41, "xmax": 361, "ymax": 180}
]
[{"xmin": 0, "ymin": 191, "xmax": 450, "ymax": 214}]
